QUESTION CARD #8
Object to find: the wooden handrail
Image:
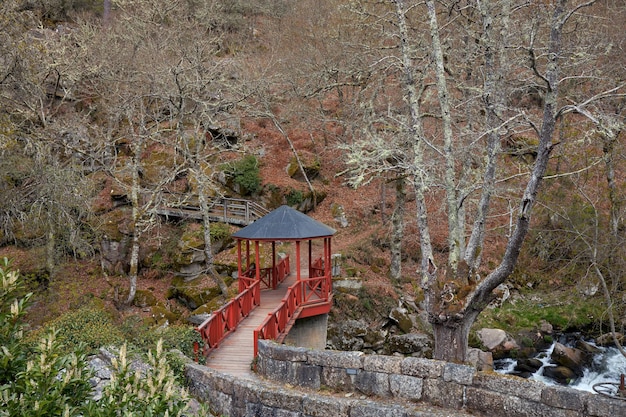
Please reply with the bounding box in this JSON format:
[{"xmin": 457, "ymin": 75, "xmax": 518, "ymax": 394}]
[
  {"xmin": 254, "ymin": 257, "xmax": 330, "ymax": 357},
  {"xmin": 196, "ymin": 280, "xmax": 261, "ymax": 356},
  {"xmin": 155, "ymin": 197, "xmax": 269, "ymax": 226}
]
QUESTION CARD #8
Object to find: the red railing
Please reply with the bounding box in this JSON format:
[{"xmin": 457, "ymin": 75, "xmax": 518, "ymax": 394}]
[
  {"xmin": 196, "ymin": 279, "xmax": 260, "ymax": 356},
  {"xmin": 254, "ymin": 257, "xmax": 330, "ymax": 357},
  {"xmin": 197, "ymin": 255, "xmax": 290, "ymax": 356},
  {"xmin": 263, "ymin": 255, "xmax": 290, "ymax": 289}
]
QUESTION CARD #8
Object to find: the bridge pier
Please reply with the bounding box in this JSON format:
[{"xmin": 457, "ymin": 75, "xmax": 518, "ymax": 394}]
[{"xmin": 283, "ymin": 313, "xmax": 328, "ymax": 350}]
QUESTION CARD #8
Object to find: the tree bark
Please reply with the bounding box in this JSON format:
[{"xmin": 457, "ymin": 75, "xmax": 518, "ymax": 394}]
[
  {"xmin": 197, "ymin": 179, "xmax": 229, "ymax": 297},
  {"xmin": 390, "ymin": 177, "xmax": 406, "ymax": 281},
  {"xmin": 426, "ymin": 0, "xmax": 461, "ymax": 274}
]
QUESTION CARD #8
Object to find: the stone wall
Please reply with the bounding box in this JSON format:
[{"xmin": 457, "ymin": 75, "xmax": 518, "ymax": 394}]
[
  {"xmin": 254, "ymin": 340, "xmax": 626, "ymax": 417},
  {"xmin": 184, "ymin": 361, "xmax": 474, "ymax": 417}
]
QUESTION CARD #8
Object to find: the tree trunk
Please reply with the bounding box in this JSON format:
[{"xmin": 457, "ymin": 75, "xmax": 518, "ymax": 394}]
[
  {"xmin": 125, "ymin": 136, "xmax": 142, "ymax": 307},
  {"xmin": 431, "ymin": 313, "xmax": 477, "ymax": 362},
  {"xmin": 197, "ymin": 183, "xmax": 229, "ymax": 297},
  {"xmin": 390, "ymin": 177, "xmax": 406, "ymax": 281},
  {"xmin": 426, "ymin": 0, "xmax": 461, "ymax": 274}
]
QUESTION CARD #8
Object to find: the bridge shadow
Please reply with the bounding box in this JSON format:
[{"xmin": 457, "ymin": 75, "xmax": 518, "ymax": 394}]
[{"xmin": 204, "ymin": 272, "xmax": 298, "ymax": 379}]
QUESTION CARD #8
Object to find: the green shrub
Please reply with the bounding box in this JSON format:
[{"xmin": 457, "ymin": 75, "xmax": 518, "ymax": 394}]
[
  {"xmin": 1, "ymin": 260, "xmax": 209, "ymax": 416},
  {"xmin": 210, "ymin": 222, "xmax": 231, "ymax": 242},
  {"xmin": 83, "ymin": 341, "xmax": 191, "ymax": 417},
  {"xmin": 286, "ymin": 188, "xmax": 304, "ymax": 206},
  {"xmin": 47, "ymin": 306, "xmax": 125, "ymax": 354},
  {"xmin": 222, "ymin": 155, "xmax": 261, "ymax": 195}
]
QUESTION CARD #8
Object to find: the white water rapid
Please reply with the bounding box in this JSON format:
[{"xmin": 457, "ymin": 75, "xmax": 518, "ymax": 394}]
[{"xmin": 495, "ymin": 341, "xmax": 626, "ymax": 393}]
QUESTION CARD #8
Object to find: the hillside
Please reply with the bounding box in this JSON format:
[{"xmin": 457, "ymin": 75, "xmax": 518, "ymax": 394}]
[{"xmin": 0, "ymin": 0, "xmax": 624, "ymax": 362}]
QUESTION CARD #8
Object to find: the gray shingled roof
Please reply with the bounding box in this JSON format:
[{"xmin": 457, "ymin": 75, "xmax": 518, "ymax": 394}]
[{"xmin": 232, "ymin": 205, "xmax": 336, "ymax": 240}]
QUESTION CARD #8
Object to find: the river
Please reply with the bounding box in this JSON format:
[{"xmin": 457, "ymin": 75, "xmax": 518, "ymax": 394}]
[{"xmin": 495, "ymin": 339, "xmax": 626, "ymax": 394}]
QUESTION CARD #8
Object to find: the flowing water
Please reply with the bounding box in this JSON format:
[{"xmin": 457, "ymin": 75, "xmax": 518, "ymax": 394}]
[{"xmin": 495, "ymin": 339, "xmax": 626, "ymax": 393}]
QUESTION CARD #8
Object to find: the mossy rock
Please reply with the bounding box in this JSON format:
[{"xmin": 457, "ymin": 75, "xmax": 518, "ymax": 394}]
[
  {"xmin": 150, "ymin": 302, "xmax": 180, "ymax": 325},
  {"xmin": 167, "ymin": 275, "xmax": 222, "ymax": 310},
  {"xmin": 286, "ymin": 155, "xmax": 321, "ymax": 181},
  {"xmin": 191, "ymin": 296, "xmax": 229, "ymax": 316},
  {"xmin": 142, "ymin": 146, "xmax": 176, "ymax": 185},
  {"xmin": 98, "ymin": 208, "xmax": 131, "ymax": 240},
  {"xmin": 133, "ymin": 289, "xmax": 158, "ymax": 308},
  {"xmin": 295, "ymin": 189, "xmax": 327, "ymax": 213}
]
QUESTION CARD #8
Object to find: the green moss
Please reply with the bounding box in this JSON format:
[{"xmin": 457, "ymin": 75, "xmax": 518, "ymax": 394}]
[{"xmin": 473, "ymin": 292, "xmax": 606, "ymax": 335}]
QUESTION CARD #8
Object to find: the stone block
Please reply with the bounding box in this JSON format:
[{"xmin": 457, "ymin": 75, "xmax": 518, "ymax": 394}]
[
  {"xmin": 260, "ymin": 387, "xmax": 303, "ymax": 411},
  {"xmin": 209, "ymin": 390, "xmax": 233, "ymax": 417},
  {"xmin": 295, "ymin": 363, "xmax": 322, "ymax": 389},
  {"xmin": 275, "ymin": 409, "xmax": 304, "ymax": 417},
  {"xmin": 276, "ymin": 344, "xmax": 310, "ymax": 362},
  {"xmin": 541, "ymin": 385, "xmax": 588, "ymax": 411},
  {"xmin": 586, "ymin": 393, "xmax": 626, "ymax": 416},
  {"xmin": 302, "ymin": 395, "xmax": 352, "ymax": 417},
  {"xmin": 308, "ymin": 349, "xmax": 364, "ymax": 369},
  {"xmin": 321, "ymin": 366, "xmax": 355, "ymax": 392},
  {"xmin": 259, "ymin": 405, "xmax": 277, "ymax": 417},
  {"xmin": 401, "ymin": 357, "xmax": 444, "ymax": 378},
  {"xmin": 354, "ymin": 370, "xmax": 390, "ymax": 397},
  {"xmin": 264, "ymin": 357, "xmax": 296, "ymax": 384},
  {"xmin": 363, "ymin": 354, "xmax": 403, "ymax": 374},
  {"xmin": 349, "ymin": 400, "xmax": 406, "ymax": 417},
  {"xmin": 389, "ymin": 374, "xmax": 423, "ymax": 401},
  {"xmin": 231, "ymin": 380, "xmax": 262, "ymax": 409},
  {"xmin": 472, "ymin": 372, "xmax": 543, "ymax": 401},
  {"xmin": 465, "ymin": 386, "xmax": 583, "ymax": 417},
  {"xmin": 422, "ymin": 378, "xmax": 464, "ymax": 409},
  {"xmin": 443, "ymin": 362, "xmax": 475, "ymax": 385}
]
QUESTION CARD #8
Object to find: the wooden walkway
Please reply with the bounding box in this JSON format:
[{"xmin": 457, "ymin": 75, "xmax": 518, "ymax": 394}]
[{"xmin": 204, "ymin": 272, "xmax": 297, "ymax": 379}]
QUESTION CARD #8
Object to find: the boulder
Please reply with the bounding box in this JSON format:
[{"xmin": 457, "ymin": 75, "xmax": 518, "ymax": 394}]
[
  {"xmin": 466, "ymin": 348, "xmax": 494, "ymax": 372},
  {"xmin": 543, "ymin": 365, "xmax": 577, "ymax": 385},
  {"xmin": 389, "ymin": 307, "xmax": 414, "ymax": 333},
  {"xmin": 133, "ymin": 289, "xmax": 158, "ymax": 308},
  {"xmin": 596, "ymin": 332, "xmax": 624, "ymax": 347},
  {"xmin": 513, "ymin": 358, "xmax": 543, "ymax": 378},
  {"xmin": 476, "ymin": 328, "xmax": 519, "ymax": 352},
  {"xmin": 385, "ymin": 333, "xmax": 433, "ymax": 357},
  {"xmin": 551, "ymin": 342, "xmax": 586, "ymax": 377}
]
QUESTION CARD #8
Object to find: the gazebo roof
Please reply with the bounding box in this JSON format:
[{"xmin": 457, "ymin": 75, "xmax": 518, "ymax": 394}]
[{"xmin": 232, "ymin": 205, "xmax": 336, "ymax": 240}]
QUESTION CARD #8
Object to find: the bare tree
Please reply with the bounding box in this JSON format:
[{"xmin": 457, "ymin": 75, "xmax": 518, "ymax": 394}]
[{"xmin": 339, "ymin": 0, "xmax": 624, "ymax": 361}]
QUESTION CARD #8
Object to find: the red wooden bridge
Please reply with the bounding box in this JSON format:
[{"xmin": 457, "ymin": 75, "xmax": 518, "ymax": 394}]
[{"xmin": 195, "ymin": 205, "xmax": 335, "ymax": 378}]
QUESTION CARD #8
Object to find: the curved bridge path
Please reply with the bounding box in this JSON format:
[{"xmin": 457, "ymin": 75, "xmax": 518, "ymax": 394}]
[
  {"xmin": 201, "ymin": 272, "xmax": 483, "ymax": 416},
  {"xmin": 204, "ymin": 272, "xmax": 297, "ymax": 379}
]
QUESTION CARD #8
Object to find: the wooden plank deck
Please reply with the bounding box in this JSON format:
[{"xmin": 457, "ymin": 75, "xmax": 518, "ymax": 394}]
[{"xmin": 204, "ymin": 272, "xmax": 298, "ymax": 379}]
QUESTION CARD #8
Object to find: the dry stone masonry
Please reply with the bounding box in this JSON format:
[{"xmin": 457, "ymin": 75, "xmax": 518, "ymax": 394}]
[{"xmin": 249, "ymin": 341, "xmax": 626, "ymax": 417}]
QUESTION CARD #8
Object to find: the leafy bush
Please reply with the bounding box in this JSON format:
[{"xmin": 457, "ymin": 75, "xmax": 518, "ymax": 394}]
[
  {"xmin": 0, "ymin": 258, "xmax": 31, "ymax": 387},
  {"xmin": 222, "ymin": 155, "xmax": 261, "ymax": 195},
  {"xmin": 1, "ymin": 330, "xmax": 93, "ymax": 417},
  {"xmin": 1, "ymin": 259, "xmax": 210, "ymax": 416},
  {"xmin": 82, "ymin": 342, "xmax": 191, "ymax": 417},
  {"xmin": 1, "ymin": 258, "xmax": 93, "ymax": 416},
  {"xmin": 46, "ymin": 305, "xmax": 125, "ymax": 354},
  {"xmin": 286, "ymin": 188, "xmax": 304, "ymax": 206}
]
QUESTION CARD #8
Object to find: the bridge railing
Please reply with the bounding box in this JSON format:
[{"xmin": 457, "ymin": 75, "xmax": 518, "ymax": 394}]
[
  {"xmin": 253, "ymin": 257, "xmax": 330, "ymax": 357},
  {"xmin": 156, "ymin": 197, "xmax": 269, "ymax": 225},
  {"xmin": 239, "ymin": 255, "xmax": 290, "ymax": 291},
  {"xmin": 196, "ymin": 279, "xmax": 261, "ymax": 356}
]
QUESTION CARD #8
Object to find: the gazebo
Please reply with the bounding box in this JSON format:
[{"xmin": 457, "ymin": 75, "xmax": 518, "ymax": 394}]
[
  {"xmin": 232, "ymin": 205, "xmax": 335, "ymax": 298},
  {"xmin": 233, "ymin": 205, "xmax": 336, "ymax": 317},
  {"xmin": 195, "ymin": 205, "xmax": 336, "ymax": 356}
]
